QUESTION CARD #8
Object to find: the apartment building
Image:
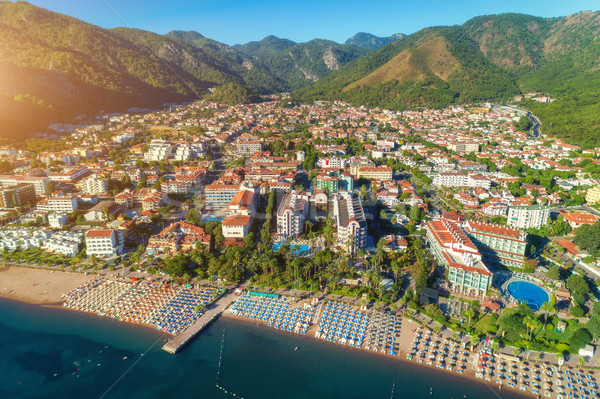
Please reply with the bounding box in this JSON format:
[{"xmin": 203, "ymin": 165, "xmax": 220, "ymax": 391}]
[
  {"xmin": 447, "ymin": 142, "xmax": 480, "ymax": 153},
  {"xmin": 431, "ymin": 173, "xmax": 491, "ymax": 189},
  {"xmin": 78, "ymin": 176, "xmax": 108, "ymax": 195},
  {"xmin": 222, "ymin": 215, "xmax": 252, "ymax": 238},
  {"xmin": 174, "ymin": 143, "xmax": 205, "ymax": 161},
  {"xmin": 356, "ymin": 166, "xmax": 393, "ymax": 181},
  {"xmin": 317, "ymin": 157, "xmax": 347, "ymax": 169},
  {"xmin": 204, "ymin": 184, "xmax": 242, "ymax": 208},
  {"xmin": 48, "ymin": 166, "xmax": 88, "ymax": 182},
  {"xmin": 85, "ymin": 229, "xmax": 124, "ymax": 258},
  {"xmin": 0, "ymin": 183, "xmax": 36, "ymax": 209},
  {"xmin": 334, "ymin": 192, "xmax": 367, "ymax": 253},
  {"xmin": 586, "ymin": 185, "xmax": 600, "ymax": 205},
  {"xmin": 507, "ymin": 205, "xmax": 551, "ymax": 229},
  {"xmin": 43, "ymin": 231, "xmax": 84, "ymax": 257},
  {"xmin": 463, "ymin": 220, "xmax": 528, "ymax": 268},
  {"xmin": 276, "ymin": 191, "xmax": 308, "ymax": 239},
  {"xmin": 425, "ymin": 218, "xmax": 492, "ymax": 297},
  {"xmin": 144, "ymin": 140, "xmax": 173, "ymax": 161},
  {"xmin": 38, "ymin": 196, "xmax": 78, "ymax": 213},
  {"xmin": 236, "ymin": 139, "xmax": 262, "ymax": 156},
  {"xmin": 0, "ymin": 175, "xmax": 50, "ymax": 196}
]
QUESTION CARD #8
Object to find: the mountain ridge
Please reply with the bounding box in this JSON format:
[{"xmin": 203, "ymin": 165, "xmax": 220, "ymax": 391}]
[
  {"xmin": 345, "ymin": 32, "xmax": 406, "ymax": 49},
  {"xmin": 2, "ymin": 2, "xmax": 600, "ymax": 145}
]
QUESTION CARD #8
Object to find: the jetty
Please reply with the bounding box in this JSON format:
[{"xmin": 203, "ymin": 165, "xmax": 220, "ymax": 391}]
[{"xmin": 162, "ymin": 290, "xmax": 237, "ymax": 354}]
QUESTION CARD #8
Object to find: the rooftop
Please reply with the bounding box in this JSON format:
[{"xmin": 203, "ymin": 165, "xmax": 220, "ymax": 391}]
[{"xmin": 86, "ymin": 229, "xmax": 114, "ymax": 238}]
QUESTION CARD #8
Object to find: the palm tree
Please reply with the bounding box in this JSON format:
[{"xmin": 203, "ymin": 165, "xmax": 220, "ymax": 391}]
[
  {"xmin": 540, "ymin": 301, "xmax": 554, "ymax": 328},
  {"xmin": 524, "ymin": 316, "xmax": 540, "ymax": 340},
  {"xmin": 463, "ymin": 307, "xmax": 476, "ymax": 329},
  {"xmin": 305, "ymin": 220, "xmax": 314, "ymax": 235},
  {"xmin": 470, "ymin": 335, "xmax": 479, "ymax": 350}
]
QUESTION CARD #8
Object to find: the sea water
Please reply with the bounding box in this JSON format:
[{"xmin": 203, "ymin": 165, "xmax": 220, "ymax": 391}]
[{"xmin": 0, "ymin": 297, "xmax": 525, "ymax": 399}]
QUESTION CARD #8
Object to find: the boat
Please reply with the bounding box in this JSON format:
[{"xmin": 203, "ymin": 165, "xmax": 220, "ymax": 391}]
[{"xmin": 294, "ymin": 346, "xmax": 299, "ymax": 351}]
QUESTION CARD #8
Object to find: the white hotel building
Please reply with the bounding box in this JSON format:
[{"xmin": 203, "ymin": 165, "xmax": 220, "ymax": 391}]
[
  {"xmin": 276, "ymin": 191, "xmax": 308, "ymax": 239},
  {"xmin": 85, "ymin": 229, "xmax": 124, "ymax": 258}
]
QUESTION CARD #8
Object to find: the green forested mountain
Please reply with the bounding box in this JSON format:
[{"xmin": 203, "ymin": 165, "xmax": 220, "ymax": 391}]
[
  {"xmin": 0, "ymin": 2, "xmax": 230, "ymax": 139},
  {"xmin": 231, "ymin": 37, "xmax": 371, "ymax": 91},
  {"xmin": 344, "ymin": 32, "xmax": 405, "ymax": 50},
  {"xmin": 464, "ymin": 12, "xmax": 600, "ymax": 147},
  {"xmin": 2, "ymin": 1, "xmax": 600, "ymax": 146},
  {"xmin": 295, "ymin": 27, "xmax": 520, "ymax": 110},
  {"xmin": 295, "ymin": 11, "xmax": 600, "ymax": 147},
  {"xmin": 232, "ymin": 35, "xmax": 296, "ymax": 57}
]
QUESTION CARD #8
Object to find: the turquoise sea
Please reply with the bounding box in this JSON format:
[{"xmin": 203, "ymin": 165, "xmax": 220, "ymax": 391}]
[{"xmin": 0, "ymin": 297, "xmax": 526, "ymax": 399}]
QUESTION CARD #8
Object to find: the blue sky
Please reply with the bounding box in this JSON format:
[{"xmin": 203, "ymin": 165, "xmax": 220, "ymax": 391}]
[{"xmin": 25, "ymin": 0, "xmax": 600, "ymax": 45}]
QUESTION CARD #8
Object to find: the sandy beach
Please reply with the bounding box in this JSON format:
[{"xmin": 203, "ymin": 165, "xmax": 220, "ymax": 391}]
[{"xmin": 0, "ymin": 267, "xmax": 93, "ymax": 304}]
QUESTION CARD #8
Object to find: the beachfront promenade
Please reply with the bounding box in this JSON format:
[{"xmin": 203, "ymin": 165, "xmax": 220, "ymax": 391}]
[{"xmin": 162, "ymin": 291, "xmax": 238, "ymax": 354}]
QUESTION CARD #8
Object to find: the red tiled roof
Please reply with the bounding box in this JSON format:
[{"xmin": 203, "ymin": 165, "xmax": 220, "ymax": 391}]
[
  {"xmin": 466, "ymin": 220, "xmax": 523, "ymax": 239},
  {"xmin": 222, "ymin": 215, "xmax": 250, "ymax": 226},
  {"xmin": 556, "ymin": 240, "xmax": 581, "ymax": 255},
  {"xmin": 442, "ymin": 210, "xmax": 464, "ymax": 221},
  {"xmin": 563, "ymin": 212, "xmax": 598, "ymax": 225},
  {"xmin": 86, "ymin": 229, "xmax": 113, "ymax": 238}
]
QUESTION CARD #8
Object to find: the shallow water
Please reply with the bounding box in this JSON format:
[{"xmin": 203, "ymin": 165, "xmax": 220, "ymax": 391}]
[{"xmin": 0, "ymin": 297, "xmax": 525, "ymax": 399}]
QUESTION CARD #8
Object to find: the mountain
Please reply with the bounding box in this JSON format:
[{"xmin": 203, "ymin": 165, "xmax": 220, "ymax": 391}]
[
  {"xmin": 232, "ymin": 35, "xmax": 296, "ymax": 57},
  {"xmin": 3, "ymin": 2, "xmax": 600, "ymax": 146},
  {"xmin": 233, "ymin": 37, "xmax": 370, "ymax": 90},
  {"xmin": 296, "ymin": 11, "xmax": 600, "ymax": 147},
  {"xmin": 345, "ymin": 32, "xmax": 406, "ymax": 50},
  {"xmin": 463, "ymin": 12, "xmax": 600, "ymax": 147},
  {"xmin": 295, "ymin": 26, "xmax": 519, "ymax": 110},
  {"xmin": 0, "ymin": 2, "xmax": 247, "ymax": 138}
]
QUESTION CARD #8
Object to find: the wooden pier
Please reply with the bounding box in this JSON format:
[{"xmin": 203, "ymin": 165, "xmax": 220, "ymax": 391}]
[{"xmin": 162, "ymin": 291, "xmax": 237, "ymax": 354}]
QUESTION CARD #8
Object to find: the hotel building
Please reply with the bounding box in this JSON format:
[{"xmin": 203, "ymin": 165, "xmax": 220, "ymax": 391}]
[
  {"xmin": 463, "ymin": 220, "xmax": 528, "ymax": 269},
  {"xmin": 334, "ymin": 192, "xmax": 367, "ymax": 253},
  {"xmin": 85, "ymin": 229, "xmax": 124, "ymax": 258},
  {"xmin": 276, "ymin": 191, "xmax": 308, "ymax": 239},
  {"xmin": 425, "ymin": 218, "xmax": 492, "ymax": 297},
  {"xmin": 507, "ymin": 205, "xmax": 551, "ymax": 229}
]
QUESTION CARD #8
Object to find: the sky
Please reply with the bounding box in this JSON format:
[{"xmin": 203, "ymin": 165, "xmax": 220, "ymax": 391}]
[{"xmin": 25, "ymin": 0, "xmax": 600, "ymax": 45}]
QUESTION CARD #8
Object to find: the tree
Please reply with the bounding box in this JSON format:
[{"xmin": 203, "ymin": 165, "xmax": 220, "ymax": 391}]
[
  {"xmin": 574, "ymin": 222, "xmax": 600, "ymax": 256},
  {"xmin": 164, "ymin": 252, "xmax": 193, "ymax": 277},
  {"xmin": 540, "ymin": 301, "xmax": 554, "ymax": 328},
  {"xmin": 463, "ymin": 307, "xmax": 476, "ymax": 329},
  {"xmin": 185, "ymin": 209, "xmax": 202, "ymax": 226},
  {"xmin": 567, "ymin": 274, "xmax": 590, "ymax": 296},
  {"xmin": 546, "ymin": 265, "xmax": 561, "ymax": 281},
  {"xmin": 409, "ymin": 206, "xmax": 421, "ymax": 222},
  {"xmin": 524, "ymin": 315, "xmax": 540, "ymax": 340},
  {"xmin": 424, "ymin": 303, "xmax": 445, "ymax": 323},
  {"xmin": 570, "ymin": 305, "xmax": 585, "ymax": 318},
  {"xmin": 45, "ymin": 181, "xmax": 54, "ymax": 195}
]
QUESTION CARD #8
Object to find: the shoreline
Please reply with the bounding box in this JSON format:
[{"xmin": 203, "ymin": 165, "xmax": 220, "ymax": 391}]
[
  {"xmin": 221, "ymin": 311, "xmax": 518, "ymax": 397},
  {"xmin": 0, "ymin": 267, "xmax": 581, "ymax": 398},
  {"xmin": 0, "ymin": 266, "xmax": 173, "ymax": 337},
  {"xmin": 0, "ymin": 294, "xmax": 172, "ymax": 338},
  {"xmin": 0, "ymin": 266, "xmax": 94, "ymax": 305}
]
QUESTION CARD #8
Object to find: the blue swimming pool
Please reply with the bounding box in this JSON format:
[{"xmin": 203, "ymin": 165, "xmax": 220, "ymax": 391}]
[
  {"xmin": 507, "ymin": 281, "xmax": 549, "ymax": 310},
  {"xmin": 202, "ymin": 216, "xmax": 223, "ymax": 222},
  {"xmin": 272, "ymin": 243, "xmax": 310, "ymax": 256}
]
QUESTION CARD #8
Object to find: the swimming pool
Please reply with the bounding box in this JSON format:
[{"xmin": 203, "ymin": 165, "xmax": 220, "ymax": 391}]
[
  {"xmin": 507, "ymin": 280, "xmax": 549, "ymax": 310},
  {"xmin": 272, "ymin": 243, "xmax": 310, "ymax": 256},
  {"xmin": 202, "ymin": 216, "xmax": 223, "ymax": 222}
]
